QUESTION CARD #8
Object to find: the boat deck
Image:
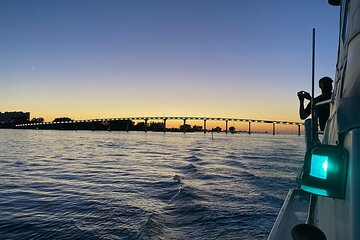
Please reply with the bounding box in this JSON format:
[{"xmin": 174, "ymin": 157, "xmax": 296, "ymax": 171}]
[{"xmin": 267, "ymin": 189, "xmax": 310, "ymax": 240}]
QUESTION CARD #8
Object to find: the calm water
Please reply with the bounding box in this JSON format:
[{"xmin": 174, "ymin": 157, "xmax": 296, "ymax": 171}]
[{"xmin": 0, "ymin": 129, "xmax": 305, "ymax": 240}]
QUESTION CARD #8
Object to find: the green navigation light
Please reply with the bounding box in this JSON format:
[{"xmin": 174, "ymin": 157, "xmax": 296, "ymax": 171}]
[
  {"xmin": 301, "ymin": 185, "xmax": 328, "ymax": 196},
  {"xmin": 310, "ymin": 154, "xmax": 328, "ymax": 179},
  {"xmin": 300, "ymin": 145, "xmax": 348, "ymax": 199}
]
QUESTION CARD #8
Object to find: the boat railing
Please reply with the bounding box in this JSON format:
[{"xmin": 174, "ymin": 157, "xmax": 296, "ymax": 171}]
[
  {"xmin": 315, "ymin": 99, "xmax": 332, "ymax": 107},
  {"xmin": 314, "ymin": 100, "xmax": 331, "ymax": 136},
  {"xmin": 309, "ymin": 98, "xmax": 331, "ymax": 147}
]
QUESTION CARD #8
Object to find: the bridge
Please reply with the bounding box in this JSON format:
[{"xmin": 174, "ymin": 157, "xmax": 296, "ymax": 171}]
[{"xmin": 16, "ymin": 116, "xmax": 304, "ymax": 135}]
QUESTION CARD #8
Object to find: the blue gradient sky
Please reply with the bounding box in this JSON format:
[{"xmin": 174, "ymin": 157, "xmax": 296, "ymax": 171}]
[{"xmin": 0, "ymin": 0, "xmax": 339, "ymax": 122}]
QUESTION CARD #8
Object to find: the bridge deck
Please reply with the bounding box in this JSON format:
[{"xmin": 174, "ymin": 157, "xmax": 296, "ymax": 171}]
[{"xmin": 16, "ymin": 116, "xmax": 303, "ymax": 127}]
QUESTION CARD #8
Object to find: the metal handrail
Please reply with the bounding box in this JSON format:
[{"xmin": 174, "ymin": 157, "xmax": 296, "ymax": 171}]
[{"xmin": 315, "ymin": 99, "xmax": 332, "ymax": 107}]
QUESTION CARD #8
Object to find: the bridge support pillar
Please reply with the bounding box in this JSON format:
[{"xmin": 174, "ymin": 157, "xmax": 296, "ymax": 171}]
[
  {"xmin": 108, "ymin": 122, "xmax": 111, "ymax": 131},
  {"xmin": 273, "ymin": 123, "xmax": 276, "ymax": 135},
  {"xmin": 91, "ymin": 121, "xmax": 94, "ymax": 131},
  {"xmin": 183, "ymin": 119, "xmax": 186, "ymax": 133},
  {"xmin": 126, "ymin": 121, "xmax": 129, "ymax": 132},
  {"xmin": 204, "ymin": 120, "xmax": 207, "ymax": 134},
  {"xmin": 144, "ymin": 119, "xmax": 148, "ymax": 133},
  {"xmin": 163, "ymin": 119, "xmax": 167, "ymax": 133},
  {"xmin": 248, "ymin": 122, "xmax": 251, "ymax": 134},
  {"xmin": 298, "ymin": 124, "xmax": 301, "ymax": 136},
  {"xmin": 75, "ymin": 123, "xmax": 78, "ymax": 131},
  {"xmin": 225, "ymin": 120, "xmax": 228, "ymax": 134}
]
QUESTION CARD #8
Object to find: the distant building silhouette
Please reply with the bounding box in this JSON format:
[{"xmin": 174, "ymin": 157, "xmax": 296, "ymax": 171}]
[{"xmin": 0, "ymin": 111, "xmax": 30, "ymax": 124}]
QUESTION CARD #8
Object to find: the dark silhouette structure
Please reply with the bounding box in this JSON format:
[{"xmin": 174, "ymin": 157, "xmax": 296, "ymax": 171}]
[
  {"xmin": 53, "ymin": 117, "xmax": 73, "ymax": 122},
  {"xmin": 31, "ymin": 117, "xmax": 44, "ymax": 123},
  {"xmin": 229, "ymin": 126, "xmax": 236, "ymax": 133},
  {"xmin": 16, "ymin": 116, "xmax": 303, "ymax": 135},
  {"xmin": 0, "ymin": 111, "xmax": 30, "ymax": 128}
]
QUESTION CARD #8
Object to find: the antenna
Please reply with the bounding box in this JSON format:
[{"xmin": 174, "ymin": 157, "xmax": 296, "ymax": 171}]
[{"xmin": 311, "ymin": 28, "xmax": 316, "ymax": 146}]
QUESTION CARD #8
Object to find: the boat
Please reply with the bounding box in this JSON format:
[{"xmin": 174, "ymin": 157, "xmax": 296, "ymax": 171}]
[{"xmin": 268, "ymin": 0, "xmax": 360, "ymax": 239}]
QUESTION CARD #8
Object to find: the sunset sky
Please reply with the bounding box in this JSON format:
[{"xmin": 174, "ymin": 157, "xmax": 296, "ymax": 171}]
[{"xmin": 0, "ymin": 0, "xmax": 339, "ymax": 128}]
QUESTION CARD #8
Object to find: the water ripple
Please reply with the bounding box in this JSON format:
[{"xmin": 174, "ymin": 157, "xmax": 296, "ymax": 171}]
[{"xmin": 0, "ymin": 129, "xmax": 305, "ymax": 239}]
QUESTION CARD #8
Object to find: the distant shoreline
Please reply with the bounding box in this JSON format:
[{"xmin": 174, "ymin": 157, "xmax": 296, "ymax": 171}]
[{"xmin": 0, "ymin": 128, "xmax": 301, "ymax": 135}]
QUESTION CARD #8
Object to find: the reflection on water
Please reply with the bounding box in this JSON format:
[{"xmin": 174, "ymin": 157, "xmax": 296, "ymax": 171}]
[{"xmin": 0, "ymin": 129, "xmax": 305, "ymax": 239}]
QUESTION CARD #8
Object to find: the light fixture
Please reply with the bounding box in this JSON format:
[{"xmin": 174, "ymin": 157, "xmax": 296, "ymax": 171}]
[{"xmin": 301, "ymin": 144, "xmax": 348, "ymax": 199}]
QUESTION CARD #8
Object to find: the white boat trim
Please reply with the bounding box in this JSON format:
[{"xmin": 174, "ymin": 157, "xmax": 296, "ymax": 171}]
[{"xmin": 267, "ymin": 189, "xmax": 310, "ymax": 240}]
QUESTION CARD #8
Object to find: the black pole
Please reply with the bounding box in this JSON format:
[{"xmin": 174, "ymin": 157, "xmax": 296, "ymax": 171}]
[
  {"xmin": 163, "ymin": 119, "xmax": 166, "ymax": 133},
  {"xmin": 183, "ymin": 119, "xmax": 186, "ymax": 133},
  {"xmin": 273, "ymin": 123, "xmax": 276, "ymax": 135},
  {"xmin": 307, "ymin": 28, "xmax": 318, "ymax": 229},
  {"xmin": 311, "ymin": 28, "xmax": 316, "ymax": 146}
]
